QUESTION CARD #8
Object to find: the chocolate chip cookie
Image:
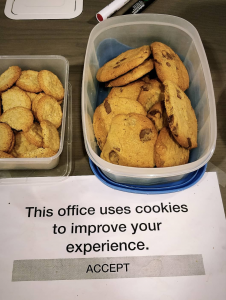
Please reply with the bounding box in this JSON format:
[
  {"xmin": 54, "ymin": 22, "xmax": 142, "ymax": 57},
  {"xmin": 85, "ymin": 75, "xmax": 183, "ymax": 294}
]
[
  {"xmin": 151, "ymin": 42, "xmax": 189, "ymax": 91},
  {"xmin": 93, "ymin": 97, "xmax": 147, "ymax": 150},
  {"xmin": 101, "ymin": 113, "xmax": 157, "ymax": 167},
  {"xmin": 163, "ymin": 80, "xmax": 197, "ymax": 149},
  {"xmin": 96, "ymin": 45, "xmax": 151, "ymax": 82},
  {"xmin": 155, "ymin": 127, "xmax": 190, "ymax": 167}
]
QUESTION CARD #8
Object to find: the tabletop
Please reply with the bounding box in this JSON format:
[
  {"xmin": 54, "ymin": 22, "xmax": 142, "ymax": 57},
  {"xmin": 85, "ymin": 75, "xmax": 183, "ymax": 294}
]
[{"xmin": 0, "ymin": 0, "xmax": 226, "ymax": 212}]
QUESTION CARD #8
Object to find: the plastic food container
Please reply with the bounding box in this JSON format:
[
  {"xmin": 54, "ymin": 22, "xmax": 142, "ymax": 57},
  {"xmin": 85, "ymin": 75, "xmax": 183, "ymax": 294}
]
[
  {"xmin": 0, "ymin": 83, "xmax": 73, "ymax": 185},
  {"xmin": 0, "ymin": 55, "xmax": 69, "ymax": 170},
  {"xmin": 82, "ymin": 14, "xmax": 217, "ymax": 185}
]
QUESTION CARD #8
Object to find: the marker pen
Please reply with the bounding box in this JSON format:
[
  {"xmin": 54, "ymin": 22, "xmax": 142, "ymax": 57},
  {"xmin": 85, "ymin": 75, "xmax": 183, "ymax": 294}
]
[
  {"xmin": 96, "ymin": 0, "xmax": 131, "ymax": 22},
  {"xmin": 123, "ymin": 0, "xmax": 156, "ymax": 15}
]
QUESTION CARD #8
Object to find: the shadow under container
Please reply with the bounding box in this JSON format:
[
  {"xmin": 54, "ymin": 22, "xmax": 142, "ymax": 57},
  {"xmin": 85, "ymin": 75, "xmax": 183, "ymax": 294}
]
[{"xmin": 82, "ymin": 14, "xmax": 217, "ymax": 185}]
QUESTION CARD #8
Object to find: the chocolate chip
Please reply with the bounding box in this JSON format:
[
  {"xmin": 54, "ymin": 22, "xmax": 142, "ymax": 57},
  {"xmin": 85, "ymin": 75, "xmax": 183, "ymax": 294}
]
[
  {"xmin": 148, "ymin": 109, "xmax": 161, "ymax": 117},
  {"xmin": 166, "ymin": 62, "xmax": 171, "ymax": 67},
  {"xmin": 162, "ymin": 50, "xmax": 174, "ymax": 60},
  {"xmin": 154, "ymin": 59, "xmax": 162, "ymax": 65},
  {"xmin": 171, "ymin": 126, "xmax": 178, "ymax": 135},
  {"xmin": 116, "ymin": 58, "xmax": 126, "ymax": 65},
  {"xmin": 142, "ymin": 85, "xmax": 149, "ymax": 91},
  {"xmin": 120, "ymin": 88, "xmax": 123, "ymax": 92},
  {"xmin": 168, "ymin": 115, "xmax": 174, "ymax": 124},
  {"xmin": 140, "ymin": 128, "xmax": 152, "ymax": 141},
  {"xmin": 187, "ymin": 137, "xmax": 192, "ymax": 148},
  {"xmin": 109, "ymin": 150, "xmax": 119, "ymax": 164},
  {"xmin": 177, "ymin": 90, "xmax": 182, "ymax": 99},
  {"xmin": 162, "ymin": 50, "xmax": 167, "ymax": 57},
  {"xmin": 97, "ymin": 139, "xmax": 103, "ymax": 149},
  {"xmin": 150, "ymin": 119, "xmax": 156, "ymax": 126},
  {"xmin": 104, "ymin": 100, "xmax": 111, "ymax": 114}
]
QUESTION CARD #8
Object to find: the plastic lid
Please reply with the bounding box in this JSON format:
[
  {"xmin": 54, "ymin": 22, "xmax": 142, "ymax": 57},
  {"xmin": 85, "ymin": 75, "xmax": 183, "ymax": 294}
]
[{"xmin": 89, "ymin": 159, "xmax": 207, "ymax": 194}]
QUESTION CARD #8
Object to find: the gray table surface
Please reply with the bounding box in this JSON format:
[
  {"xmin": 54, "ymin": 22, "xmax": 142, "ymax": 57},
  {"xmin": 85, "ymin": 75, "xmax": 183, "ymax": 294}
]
[{"xmin": 0, "ymin": 0, "xmax": 226, "ymax": 213}]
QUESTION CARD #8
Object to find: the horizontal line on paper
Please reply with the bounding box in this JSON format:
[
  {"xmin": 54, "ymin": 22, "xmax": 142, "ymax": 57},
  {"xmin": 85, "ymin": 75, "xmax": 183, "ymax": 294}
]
[{"xmin": 12, "ymin": 254, "xmax": 205, "ymax": 281}]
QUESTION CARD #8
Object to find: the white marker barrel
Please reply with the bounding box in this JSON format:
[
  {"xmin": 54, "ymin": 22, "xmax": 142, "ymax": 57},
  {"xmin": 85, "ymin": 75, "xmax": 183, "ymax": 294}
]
[{"xmin": 96, "ymin": 0, "xmax": 131, "ymax": 22}]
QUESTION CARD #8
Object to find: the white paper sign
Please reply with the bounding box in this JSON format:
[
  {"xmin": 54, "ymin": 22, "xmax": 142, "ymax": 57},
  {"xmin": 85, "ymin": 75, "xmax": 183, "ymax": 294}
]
[{"xmin": 0, "ymin": 172, "xmax": 226, "ymax": 299}]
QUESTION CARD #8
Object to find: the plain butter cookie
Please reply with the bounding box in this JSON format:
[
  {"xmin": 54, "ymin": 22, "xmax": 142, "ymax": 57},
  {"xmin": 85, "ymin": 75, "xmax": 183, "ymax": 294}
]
[
  {"xmin": 0, "ymin": 123, "xmax": 15, "ymax": 153},
  {"xmin": 38, "ymin": 70, "xmax": 64, "ymax": 101},
  {"xmin": 0, "ymin": 107, "xmax": 33, "ymax": 132},
  {"xmin": 16, "ymin": 70, "xmax": 42, "ymax": 93},
  {"xmin": 40, "ymin": 120, "xmax": 60, "ymax": 153},
  {"xmin": 0, "ymin": 66, "xmax": 21, "ymax": 92},
  {"xmin": 2, "ymin": 86, "xmax": 31, "ymax": 112},
  {"xmin": 23, "ymin": 122, "xmax": 43, "ymax": 148},
  {"xmin": 36, "ymin": 95, "xmax": 62, "ymax": 128}
]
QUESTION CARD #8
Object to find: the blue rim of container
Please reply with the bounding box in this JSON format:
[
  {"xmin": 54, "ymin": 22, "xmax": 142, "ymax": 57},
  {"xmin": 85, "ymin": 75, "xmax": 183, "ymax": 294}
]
[{"xmin": 89, "ymin": 159, "xmax": 207, "ymax": 194}]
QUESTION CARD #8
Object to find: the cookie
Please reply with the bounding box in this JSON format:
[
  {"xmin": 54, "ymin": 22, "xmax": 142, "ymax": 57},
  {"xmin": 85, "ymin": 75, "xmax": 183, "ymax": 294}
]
[
  {"xmin": 11, "ymin": 132, "xmax": 38, "ymax": 158},
  {"xmin": 18, "ymin": 148, "xmax": 56, "ymax": 158},
  {"xmin": 147, "ymin": 101, "xmax": 167, "ymax": 132},
  {"xmin": 155, "ymin": 127, "xmax": 190, "ymax": 167},
  {"xmin": 93, "ymin": 97, "xmax": 147, "ymax": 150},
  {"xmin": 151, "ymin": 42, "xmax": 189, "ymax": 91},
  {"xmin": 96, "ymin": 45, "xmax": 151, "ymax": 82},
  {"xmin": 16, "ymin": 70, "xmax": 42, "ymax": 93},
  {"xmin": 101, "ymin": 113, "xmax": 158, "ymax": 167},
  {"xmin": 36, "ymin": 95, "xmax": 62, "ymax": 128},
  {"xmin": 0, "ymin": 123, "xmax": 15, "ymax": 153},
  {"xmin": 23, "ymin": 122, "xmax": 43, "ymax": 148},
  {"xmin": 8, "ymin": 132, "xmax": 15, "ymax": 153},
  {"xmin": 32, "ymin": 93, "xmax": 45, "ymax": 119},
  {"xmin": 26, "ymin": 92, "xmax": 38, "ymax": 102},
  {"xmin": 2, "ymin": 86, "xmax": 31, "ymax": 112},
  {"xmin": 0, "ymin": 107, "xmax": 33, "ymax": 132},
  {"xmin": 0, "ymin": 150, "xmax": 15, "ymax": 158},
  {"xmin": 107, "ymin": 59, "xmax": 154, "ymax": 87},
  {"xmin": 138, "ymin": 79, "xmax": 164, "ymax": 111},
  {"xmin": 163, "ymin": 80, "xmax": 197, "ymax": 149},
  {"xmin": 38, "ymin": 70, "xmax": 64, "ymax": 101},
  {"xmin": 107, "ymin": 80, "xmax": 144, "ymax": 101},
  {"xmin": 0, "ymin": 66, "xmax": 21, "ymax": 92},
  {"xmin": 141, "ymin": 74, "xmax": 155, "ymax": 84},
  {"xmin": 40, "ymin": 120, "xmax": 60, "ymax": 152}
]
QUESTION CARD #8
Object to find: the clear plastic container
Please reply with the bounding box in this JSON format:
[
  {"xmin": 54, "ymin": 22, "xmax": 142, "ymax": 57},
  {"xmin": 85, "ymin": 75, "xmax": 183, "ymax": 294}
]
[
  {"xmin": 0, "ymin": 55, "xmax": 69, "ymax": 170},
  {"xmin": 0, "ymin": 83, "xmax": 73, "ymax": 185},
  {"xmin": 82, "ymin": 14, "xmax": 217, "ymax": 185}
]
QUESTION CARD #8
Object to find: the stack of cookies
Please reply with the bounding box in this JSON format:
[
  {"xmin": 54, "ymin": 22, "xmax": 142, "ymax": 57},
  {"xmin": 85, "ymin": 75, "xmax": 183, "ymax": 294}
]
[
  {"xmin": 0, "ymin": 67, "xmax": 64, "ymax": 159},
  {"xmin": 93, "ymin": 42, "xmax": 198, "ymax": 168}
]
